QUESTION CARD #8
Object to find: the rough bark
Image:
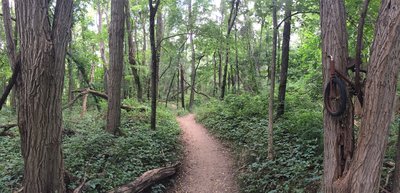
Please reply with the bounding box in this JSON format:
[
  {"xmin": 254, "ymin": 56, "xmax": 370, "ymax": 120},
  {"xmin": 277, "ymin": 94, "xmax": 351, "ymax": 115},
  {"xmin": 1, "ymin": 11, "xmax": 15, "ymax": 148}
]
[
  {"xmin": 14, "ymin": 0, "xmax": 73, "ymax": 192},
  {"xmin": 348, "ymin": 2, "xmax": 400, "ymax": 191},
  {"xmin": 107, "ymin": 0, "xmax": 125, "ymax": 135},
  {"xmin": 320, "ymin": 0, "xmax": 354, "ymax": 191},
  {"xmin": 188, "ymin": 0, "xmax": 196, "ymax": 111},
  {"xmin": 125, "ymin": 0, "xmax": 143, "ymax": 102},
  {"xmin": 277, "ymin": 0, "xmax": 292, "ymax": 117},
  {"xmin": 149, "ymin": 0, "xmax": 161, "ymax": 130},
  {"xmin": 321, "ymin": 0, "xmax": 400, "ymax": 192},
  {"xmin": 268, "ymin": 0, "xmax": 278, "ymax": 160}
]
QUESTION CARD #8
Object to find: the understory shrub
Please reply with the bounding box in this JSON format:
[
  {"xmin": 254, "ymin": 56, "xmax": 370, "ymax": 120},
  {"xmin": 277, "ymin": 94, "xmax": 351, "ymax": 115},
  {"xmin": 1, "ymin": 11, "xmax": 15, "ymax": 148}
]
[
  {"xmin": 197, "ymin": 93, "xmax": 323, "ymax": 193},
  {"xmin": 0, "ymin": 104, "xmax": 181, "ymax": 193}
]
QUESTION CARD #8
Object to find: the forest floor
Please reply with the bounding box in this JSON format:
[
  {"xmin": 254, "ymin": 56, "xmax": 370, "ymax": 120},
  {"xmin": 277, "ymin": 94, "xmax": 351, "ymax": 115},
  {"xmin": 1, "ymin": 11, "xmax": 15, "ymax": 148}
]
[{"xmin": 167, "ymin": 114, "xmax": 239, "ymax": 193}]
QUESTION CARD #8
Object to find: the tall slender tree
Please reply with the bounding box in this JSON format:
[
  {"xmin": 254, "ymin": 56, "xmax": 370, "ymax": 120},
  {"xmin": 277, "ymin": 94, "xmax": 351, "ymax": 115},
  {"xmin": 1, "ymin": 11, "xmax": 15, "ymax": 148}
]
[
  {"xmin": 277, "ymin": 0, "xmax": 292, "ymax": 117},
  {"xmin": 106, "ymin": 0, "xmax": 125, "ymax": 135},
  {"xmin": 126, "ymin": 0, "xmax": 143, "ymax": 102},
  {"xmin": 188, "ymin": 0, "xmax": 196, "ymax": 111},
  {"xmin": 149, "ymin": 0, "xmax": 161, "ymax": 130},
  {"xmin": 268, "ymin": 0, "xmax": 278, "ymax": 160},
  {"xmin": 14, "ymin": 0, "xmax": 73, "ymax": 192},
  {"xmin": 220, "ymin": 0, "xmax": 240, "ymax": 100}
]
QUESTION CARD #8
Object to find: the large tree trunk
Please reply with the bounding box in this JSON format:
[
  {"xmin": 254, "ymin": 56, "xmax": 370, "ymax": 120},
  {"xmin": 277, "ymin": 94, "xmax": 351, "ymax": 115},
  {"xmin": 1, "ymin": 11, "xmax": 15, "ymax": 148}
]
[
  {"xmin": 277, "ymin": 0, "xmax": 292, "ymax": 117},
  {"xmin": 126, "ymin": 0, "xmax": 143, "ymax": 102},
  {"xmin": 320, "ymin": 0, "xmax": 354, "ymax": 191},
  {"xmin": 15, "ymin": 0, "xmax": 73, "ymax": 192},
  {"xmin": 267, "ymin": 0, "xmax": 278, "ymax": 160},
  {"xmin": 321, "ymin": 0, "xmax": 400, "ymax": 192},
  {"xmin": 188, "ymin": 0, "xmax": 196, "ymax": 111},
  {"xmin": 106, "ymin": 0, "xmax": 125, "ymax": 135}
]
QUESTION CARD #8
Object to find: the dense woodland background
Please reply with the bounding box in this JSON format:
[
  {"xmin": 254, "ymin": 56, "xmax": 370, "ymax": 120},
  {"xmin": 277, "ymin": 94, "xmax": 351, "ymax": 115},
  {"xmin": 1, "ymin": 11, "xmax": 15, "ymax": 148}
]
[{"xmin": 0, "ymin": 0, "xmax": 400, "ymax": 192}]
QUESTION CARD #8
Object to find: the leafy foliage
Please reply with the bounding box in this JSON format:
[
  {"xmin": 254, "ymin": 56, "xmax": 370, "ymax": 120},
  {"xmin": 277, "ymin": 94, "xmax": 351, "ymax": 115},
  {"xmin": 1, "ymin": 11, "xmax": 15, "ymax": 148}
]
[
  {"xmin": 197, "ymin": 93, "xmax": 323, "ymax": 192},
  {"xmin": 0, "ymin": 104, "xmax": 181, "ymax": 193}
]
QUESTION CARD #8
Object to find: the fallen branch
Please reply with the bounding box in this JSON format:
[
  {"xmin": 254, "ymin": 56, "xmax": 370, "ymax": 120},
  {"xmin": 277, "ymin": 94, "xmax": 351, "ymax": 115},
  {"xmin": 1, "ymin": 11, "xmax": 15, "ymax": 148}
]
[{"xmin": 108, "ymin": 163, "xmax": 180, "ymax": 193}]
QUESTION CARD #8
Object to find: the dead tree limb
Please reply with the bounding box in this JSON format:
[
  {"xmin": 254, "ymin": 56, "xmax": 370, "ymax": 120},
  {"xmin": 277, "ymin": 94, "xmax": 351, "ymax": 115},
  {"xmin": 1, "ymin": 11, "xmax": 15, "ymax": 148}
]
[{"xmin": 108, "ymin": 163, "xmax": 180, "ymax": 193}]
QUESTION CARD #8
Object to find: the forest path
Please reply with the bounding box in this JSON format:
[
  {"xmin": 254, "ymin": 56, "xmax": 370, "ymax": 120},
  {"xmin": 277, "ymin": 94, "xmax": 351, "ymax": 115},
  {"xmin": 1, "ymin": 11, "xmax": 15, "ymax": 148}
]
[{"xmin": 167, "ymin": 114, "xmax": 239, "ymax": 193}]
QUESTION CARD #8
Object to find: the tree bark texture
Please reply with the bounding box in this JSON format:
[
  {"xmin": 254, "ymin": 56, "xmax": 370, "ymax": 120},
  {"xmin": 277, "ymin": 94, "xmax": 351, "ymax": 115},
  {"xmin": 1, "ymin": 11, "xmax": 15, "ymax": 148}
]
[
  {"xmin": 126, "ymin": 0, "xmax": 143, "ymax": 102},
  {"xmin": 321, "ymin": 0, "xmax": 400, "ymax": 192},
  {"xmin": 14, "ymin": 0, "xmax": 73, "ymax": 192},
  {"xmin": 268, "ymin": 0, "xmax": 278, "ymax": 160},
  {"xmin": 320, "ymin": 0, "xmax": 354, "ymax": 191},
  {"xmin": 107, "ymin": 0, "xmax": 125, "ymax": 135},
  {"xmin": 277, "ymin": 0, "xmax": 292, "ymax": 117}
]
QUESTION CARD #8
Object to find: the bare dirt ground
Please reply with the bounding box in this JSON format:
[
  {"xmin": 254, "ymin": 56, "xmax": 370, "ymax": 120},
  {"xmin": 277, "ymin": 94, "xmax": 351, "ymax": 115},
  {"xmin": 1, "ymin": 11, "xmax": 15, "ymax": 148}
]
[{"xmin": 167, "ymin": 114, "xmax": 239, "ymax": 193}]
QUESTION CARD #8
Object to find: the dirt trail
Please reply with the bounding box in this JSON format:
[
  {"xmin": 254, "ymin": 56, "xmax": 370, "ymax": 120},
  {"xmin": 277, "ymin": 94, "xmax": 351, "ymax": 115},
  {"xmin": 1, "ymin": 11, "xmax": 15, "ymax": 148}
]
[{"xmin": 167, "ymin": 114, "xmax": 239, "ymax": 193}]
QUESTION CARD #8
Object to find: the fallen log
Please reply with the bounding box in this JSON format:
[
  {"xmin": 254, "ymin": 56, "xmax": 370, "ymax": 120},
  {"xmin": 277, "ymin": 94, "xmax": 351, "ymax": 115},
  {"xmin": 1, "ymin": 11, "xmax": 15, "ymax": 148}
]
[{"xmin": 108, "ymin": 163, "xmax": 180, "ymax": 193}]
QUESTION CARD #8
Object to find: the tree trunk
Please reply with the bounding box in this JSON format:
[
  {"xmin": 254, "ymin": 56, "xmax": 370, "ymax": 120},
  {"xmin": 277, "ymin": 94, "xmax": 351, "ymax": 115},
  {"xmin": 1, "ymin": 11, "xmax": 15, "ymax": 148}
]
[
  {"xmin": 106, "ymin": 0, "xmax": 125, "ymax": 135},
  {"xmin": 98, "ymin": 2, "xmax": 108, "ymax": 94},
  {"xmin": 213, "ymin": 52, "xmax": 217, "ymax": 96},
  {"xmin": 126, "ymin": 0, "xmax": 143, "ymax": 102},
  {"xmin": 220, "ymin": 0, "xmax": 239, "ymax": 100},
  {"xmin": 149, "ymin": 0, "xmax": 161, "ymax": 130},
  {"xmin": 67, "ymin": 57, "xmax": 74, "ymax": 103},
  {"xmin": 268, "ymin": 0, "xmax": 278, "ymax": 160},
  {"xmin": 15, "ymin": 0, "xmax": 73, "ymax": 192},
  {"xmin": 188, "ymin": 0, "xmax": 196, "ymax": 111},
  {"xmin": 277, "ymin": 0, "xmax": 292, "ymax": 117},
  {"xmin": 81, "ymin": 63, "xmax": 95, "ymax": 117},
  {"xmin": 235, "ymin": 27, "xmax": 239, "ymax": 92},
  {"xmin": 321, "ymin": 0, "xmax": 400, "ymax": 192},
  {"xmin": 320, "ymin": 0, "xmax": 354, "ymax": 191},
  {"xmin": 180, "ymin": 63, "xmax": 185, "ymax": 109},
  {"xmin": 2, "ymin": 0, "xmax": 17, "ymax": 109}
]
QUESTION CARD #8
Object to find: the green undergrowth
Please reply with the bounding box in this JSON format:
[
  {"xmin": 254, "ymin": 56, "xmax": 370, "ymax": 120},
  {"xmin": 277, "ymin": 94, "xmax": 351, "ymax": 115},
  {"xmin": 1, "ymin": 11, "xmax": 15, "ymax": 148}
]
[
  {"xmin": 0, "ymin": 102, "xmax": 181, "ymax": 193},
  {"xmin": 196, "ymin": 93, "xmax": 323, "ymax": 193}
]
